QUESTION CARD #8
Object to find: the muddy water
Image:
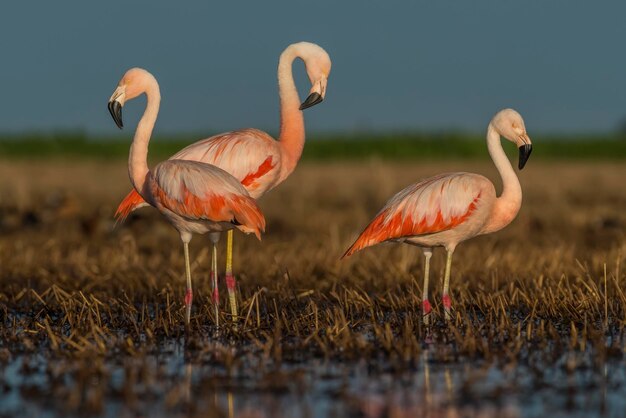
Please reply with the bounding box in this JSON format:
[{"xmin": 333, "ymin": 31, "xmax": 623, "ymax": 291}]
[{"xmin": 1, "ymin": 339, "xmax": 625, "ymax": 418}]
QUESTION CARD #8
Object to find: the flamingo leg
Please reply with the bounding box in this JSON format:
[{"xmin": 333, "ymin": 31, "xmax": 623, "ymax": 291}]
[
  {"xmin": 422, "ymin": 248, "xmax": 433, "ymax": 325},
  {"xmin": 225, "ymin": 229, "xmax": 238, "ymax": 322},
  {"xmin": 183, "ymin": 242, "xmax": 193, "ymax": 326},
  {"xmin": 442, "ymin": 249, "xmax": 454, "ymax": 321},
  {"xmin": 211, "ymin": 242, "xmax": 219, "ymax": 327}
]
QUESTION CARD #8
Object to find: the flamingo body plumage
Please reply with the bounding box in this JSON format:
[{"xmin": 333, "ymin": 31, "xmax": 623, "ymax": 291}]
[
  {"xmin": 344, "ymin": 173, "xmax": 494, "ymax": 256},
  {"xmin": 344, "ymin": 109, "xmax": 533, "ymax": 322},
  {"xmin": 148, "ymin": 160, "xmax": 265, "ymax": 240}
]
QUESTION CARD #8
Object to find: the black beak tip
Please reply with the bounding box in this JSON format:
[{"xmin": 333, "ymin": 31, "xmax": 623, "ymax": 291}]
[
  {"xmin": 518, "ymin": 144, "xmax": 533, "ymax": 170},
  {"xmin": 108, "ymin": 101, "xmax": 124, "ymax": 129},
  {"xmin": 299, "ymin": 92, "xmax": 324, "ymax": 110}
]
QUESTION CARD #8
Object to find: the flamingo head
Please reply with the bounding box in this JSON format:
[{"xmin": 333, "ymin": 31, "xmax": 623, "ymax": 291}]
[
  {"xmin": 108, "ymin": 68, "xmax": 156, "ymax": 129},
  {"xmin": 491, "ymin": 108, "xmax": 533, "ymax": 170},
  {"xmin": 294, "ymin": 42, "xmax": 332, "ymax": 110}
]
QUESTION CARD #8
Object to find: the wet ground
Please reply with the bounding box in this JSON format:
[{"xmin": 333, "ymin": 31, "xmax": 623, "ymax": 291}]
[{"xmin": 2, "ymin": 331, "xmax": 625, "ymax": 418}]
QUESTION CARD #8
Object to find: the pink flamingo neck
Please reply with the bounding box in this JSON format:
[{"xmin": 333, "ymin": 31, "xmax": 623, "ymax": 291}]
[
  {"xmin": 277, "ymin": 45, "xmax": 306, "ymax": 182},
  {"xmin": 484, "ymin": 124, "xmax": 522, "ymax": 233},
  {"xmin": 129, "ymin": 78, "xmax": 161, "ymax": 197}
]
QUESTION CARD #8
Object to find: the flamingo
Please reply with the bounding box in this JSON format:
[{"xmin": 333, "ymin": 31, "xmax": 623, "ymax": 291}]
[
  {"xmin": 343, "ymin": 109, "xmax": 533, "ymax": 322},
  {"xmin": 113, "ymin": 42, "xmax": 331, "ymax": 322},
  {"xmin": 107, "ymin": 68, "xmax": 266, "ymax": 326}
]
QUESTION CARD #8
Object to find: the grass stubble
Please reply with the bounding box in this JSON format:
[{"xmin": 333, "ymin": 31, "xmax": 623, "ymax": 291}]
[{"xmin": 0, "ymin": 158, "xmax": 625, "ymax": 417}]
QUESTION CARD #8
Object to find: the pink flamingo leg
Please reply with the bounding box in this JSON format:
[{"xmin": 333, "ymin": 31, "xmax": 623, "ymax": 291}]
[
  {"xmin": 442, "ymin": 249, "xmax": 454, "ymax": 321},
  {"xmin": 422, "ymin": 249, "xmax": 433, "ymax": 325},
  {"xmin": 225, "ymin": 230, "xmax": 238, "ymax": 321},
  {"xmin": 211, "ymin": 243, "xmax": 219, "ymax": 328},
  {"xmin": 183, "ymin": 242, "xmax": 193, "ymax": 326}
]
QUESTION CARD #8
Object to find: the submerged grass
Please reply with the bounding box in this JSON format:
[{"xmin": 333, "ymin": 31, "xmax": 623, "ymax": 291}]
[{"xmin": 0, "ymin": 159, "xmax": 625, "ymax": 416}]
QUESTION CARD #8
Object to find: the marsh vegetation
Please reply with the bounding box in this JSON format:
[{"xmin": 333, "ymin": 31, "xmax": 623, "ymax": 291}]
[{"xmin": 0, "ymin": 158, "xmax": 625, "ymax": 417}]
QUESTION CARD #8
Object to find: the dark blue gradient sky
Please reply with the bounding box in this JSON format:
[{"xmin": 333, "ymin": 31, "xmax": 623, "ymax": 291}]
[{"xmin": 1, "ymin": 1, "xmax": 625, "ymax": 135}]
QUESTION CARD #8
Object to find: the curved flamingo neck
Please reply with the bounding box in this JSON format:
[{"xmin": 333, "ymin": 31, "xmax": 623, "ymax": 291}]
[
  {"xmin": 483, "ymin": 124, "xmax": 522, "ymax": 233},
  {"xmin": 277, "ymin": 46, "xmax": 305, "ymax": 182},
  {"xmin": 129, "ymin": 79, "xmax": 161, "ymax": 197}
]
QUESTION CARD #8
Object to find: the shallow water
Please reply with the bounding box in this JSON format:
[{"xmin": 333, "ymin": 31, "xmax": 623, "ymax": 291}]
[{"xmin": 2, "ymin": 337, "xmax": 625, "ymax": 418}]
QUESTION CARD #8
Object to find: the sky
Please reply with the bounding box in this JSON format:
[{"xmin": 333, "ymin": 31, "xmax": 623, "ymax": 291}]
[{"xmin": 1, "ymin": 1, "xmax": 625, "ymax": 136}]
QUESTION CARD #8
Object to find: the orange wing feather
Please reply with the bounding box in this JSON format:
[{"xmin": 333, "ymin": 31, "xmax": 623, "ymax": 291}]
[
  {"xmin": 241, "ymin": 156, "xmax": 276, "ymax": 188},
  {"xmin": 114, "ymin": 189, "xmax": 147, "ymax": 223}
]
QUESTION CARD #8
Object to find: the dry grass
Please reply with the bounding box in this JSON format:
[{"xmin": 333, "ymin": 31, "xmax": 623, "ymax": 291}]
[{"xmin": 0, "ymin": 158, "xmax": 625, "ymax": 416}]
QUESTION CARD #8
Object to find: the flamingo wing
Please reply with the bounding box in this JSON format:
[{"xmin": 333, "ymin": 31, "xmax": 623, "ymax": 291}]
[
  {"xmin": 151, "ymin": 160, "xmax": 266, "ymax": 239},
  {"xmin": 343, "ymin": 173, "xmax": 485, "ymax": 257}
]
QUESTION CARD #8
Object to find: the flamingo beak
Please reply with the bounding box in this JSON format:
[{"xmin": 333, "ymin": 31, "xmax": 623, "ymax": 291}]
[
  {"xmin": 299, "ymin": 92, "xmax": 323, "ymax": 110},
  {"xmin": 108, "ymin": 100, "xmax": 123, "ymax": 129},
  {"xmin": 108, "ymin": 86, "xmax": 126, "ymax": 129},
  {"xmin": 518, "ymin": 144, "xmax": 532, "ymax": 170},
  {"xmin": 300, "ymin": 76, "xmax": 327, "ymax": 110}
]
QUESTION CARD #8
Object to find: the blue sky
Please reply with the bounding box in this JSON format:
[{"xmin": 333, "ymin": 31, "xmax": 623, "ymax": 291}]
[{"xmin": 1, "ymin": 1, "xmax": 625, "ymax": 135}]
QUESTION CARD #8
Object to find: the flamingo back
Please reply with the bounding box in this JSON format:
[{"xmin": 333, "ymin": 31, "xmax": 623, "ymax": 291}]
[
  {"xmin": 172, "ymin": 128, "xmax": 280, "ymax": 195},
  {"xmin": 343, "ymin": 173, "xmax": 487, "ymax": 257},
  {"xmin": 151, "ymin": 160, "xmax": 266, "ymax": 239}
]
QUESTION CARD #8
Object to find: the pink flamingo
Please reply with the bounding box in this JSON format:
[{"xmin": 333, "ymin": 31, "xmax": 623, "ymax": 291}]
[
  {"xmin": 107, "ymin": 68, "xmax": 266, "ymax": 326},
  {"xmin": 113, "ymin": 42, "xmax": 331, "ymax": 322},
  {"xmin": 343, "ymin": 109, "xmax": 533, "ymax": 322}
]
